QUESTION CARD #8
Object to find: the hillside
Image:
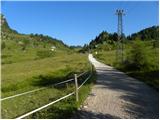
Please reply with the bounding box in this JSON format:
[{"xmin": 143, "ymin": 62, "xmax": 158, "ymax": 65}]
[
  {"xmin": 82, "ymin": 26, "xmax": 159, "ymax": 52},
  {"xmin": 127, "ymin": 26, "xmax": 159, "ymax": 41},
  {"xmin": 1, "ymin": 14, "xmax": 71, "ymax": 64},
  {"xmin": 1, "ymin": 14, "xmax": 95, "ymax": 119}
]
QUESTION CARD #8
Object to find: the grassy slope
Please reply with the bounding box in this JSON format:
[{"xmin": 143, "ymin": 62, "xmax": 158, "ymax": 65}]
[
  {"xmin": 1, "ymin": 18, "xmax": 95, "ymax": 118},
  {"xmin": 2, "ymin": 52, "xmax": 95, "ymax": 118},
  {"xmin": 93, "ymin": 42, "xmax": 159, "ymax": 90},
  {"xmin": 1, "ymin": 34, "xmax": 70, "ymax": 64},
  {"xmin": 2, "ymin": 51, "xmax": 95, "ymax": 119},
  {"xmin": 2, "ymin": 53, "xmax": 89, "ymax": 96}
]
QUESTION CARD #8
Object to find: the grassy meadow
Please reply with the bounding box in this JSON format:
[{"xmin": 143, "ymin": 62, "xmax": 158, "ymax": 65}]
[
  {"xmin": 2, "ymin": 52, "xmax": 89, "ymax": 97},
  {"xmin": 1, "ymin": 48, "xmax": 95, "ymax": 118}
]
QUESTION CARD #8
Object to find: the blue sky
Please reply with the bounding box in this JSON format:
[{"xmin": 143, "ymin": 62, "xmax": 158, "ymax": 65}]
[{"xmin": 1, "ymin": 1, "xmax": 159, "ymax": 46}]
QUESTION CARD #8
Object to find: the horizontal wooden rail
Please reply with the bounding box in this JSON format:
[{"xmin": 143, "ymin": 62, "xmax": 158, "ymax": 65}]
[
  {"xmin": 52, "ymin": 78, "xmax": 74, "ymax": 86},
  {"xmin": 78, "ymin": 73, "xmax": 92, "ymax": 90},
  {"xmin": 15, "ymin": 72, "xmax": 92, "ymax": 119},
  {"xmin": 1, "ymin": 87, "xmax": 46, "ymax": 101},
  {"xmin": 1, "ymin": 72, "xmax": 88, "ymax": 101},
  {"xmin": 15, "ymin": 92, "xmax": 75, "ymax": 119}
]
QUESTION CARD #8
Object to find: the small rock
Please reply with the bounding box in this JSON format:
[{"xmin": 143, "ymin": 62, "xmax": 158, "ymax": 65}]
[{"xmin": 83, "ymin": 105, "xmax": 88, "ymax": 109}]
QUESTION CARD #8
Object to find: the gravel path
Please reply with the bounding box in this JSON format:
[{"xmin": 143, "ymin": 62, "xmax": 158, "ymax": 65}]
[{"xmin": 72, "ymin": 54, "xmax": 159, "ymax": 119}]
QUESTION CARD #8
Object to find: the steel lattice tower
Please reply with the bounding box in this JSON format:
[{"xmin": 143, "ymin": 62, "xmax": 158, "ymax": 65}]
[{"xmin": 115, "ymin": 9, "xmax": 125, "ymax": 64}]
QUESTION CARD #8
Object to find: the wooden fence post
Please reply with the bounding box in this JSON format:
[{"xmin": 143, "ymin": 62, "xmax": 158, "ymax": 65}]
[{"xmin": 74, "ymin": 74, "xmax": 79, "ymax": 102}]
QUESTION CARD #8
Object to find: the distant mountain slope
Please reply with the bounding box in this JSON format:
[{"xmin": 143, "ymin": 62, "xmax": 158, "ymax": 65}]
[
  {"xmin": 1, "ymin": 14, "xmax": 18, "ymax": 34},
  {"xmin": 1, "ymin": 14, "xmax": 69, "ymax": 51},
  {"xmin": 1, "ymin": 14, "xmax": 71, "ymax": 64},
  {"xmin": 89, "ymin": 31, "xmax": 118, "ymax": 49},
  {"xmin": 127, "ymin": 26, "xmax": 159, "ymax": 41},
  {"xmin": 82, "ymin": 26, "xmax": 159, "ymax": 52},
  {"xmin": 81, "ymin": 31, "xmax": 119, "ymax": 52}
]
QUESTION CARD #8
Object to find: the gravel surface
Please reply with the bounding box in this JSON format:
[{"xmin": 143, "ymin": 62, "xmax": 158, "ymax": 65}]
[{"xmin": 72, "ymin": 54, "xmax": 159, "ymax": 119}]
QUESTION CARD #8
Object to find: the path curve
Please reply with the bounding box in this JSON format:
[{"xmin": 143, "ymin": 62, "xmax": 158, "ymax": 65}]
[{"xmin": 73, "ymin": 54, "xmax": 159, "ymax": 119}]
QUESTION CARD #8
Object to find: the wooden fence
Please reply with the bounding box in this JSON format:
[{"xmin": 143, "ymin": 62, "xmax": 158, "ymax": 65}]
[{"xmin": 16, "ymin": 71, "xmax": 92, "ymax": 119}]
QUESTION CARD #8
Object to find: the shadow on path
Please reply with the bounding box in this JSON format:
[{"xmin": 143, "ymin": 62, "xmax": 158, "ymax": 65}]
[
  {"xmin": 72, "ymin": 110, "xmax": 121, "ymax": 119},
  {"xmin": 72, "ymin": 54, "xmax": 159, "ymax": 119},
  {"xmin": 95, "ymin": 67, "xmax": 159, "ymax": 118}
]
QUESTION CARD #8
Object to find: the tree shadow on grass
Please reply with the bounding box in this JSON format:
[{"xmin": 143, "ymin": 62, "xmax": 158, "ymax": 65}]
[
  {"xmin": 31, "ymin": 69, "xmax": 92, "ymax": 87},
  {"xmin": 31, "ymin": 71, "xmax": 75, "ymax": 87}
]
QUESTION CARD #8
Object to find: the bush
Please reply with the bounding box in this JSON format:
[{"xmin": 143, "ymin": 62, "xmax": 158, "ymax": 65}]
[
  {"xmin": 36, "ymin": 50, "xmax": 54, "ymax": 59},
  {"xmin": 124, "ymin": 40, "xmax": 150, "ymax": 71},
  {"xmin": 1, "ymin": 41, "xmax": 6, "ymax": 49},
  {"xmin": 18, "ymin": 39, "xmax": 30, "ymax": 51}
]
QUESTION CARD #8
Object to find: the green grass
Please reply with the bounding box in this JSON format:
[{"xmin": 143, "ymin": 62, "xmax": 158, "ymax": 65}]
[
  {"xmin": 25, "ymin": 70, "xmax": 96, "ymax": 119},
  {"xmin": 2, "ymin": 67, "xmax": 96, "ymax": 119},
  {"xmin": 1, "ymin": 34, "xmax": 71, "ymax": 64},
  {"xmin": 2, "ymin": 87, "xmax": 69, "ymax": 118},
  {"xmin": 1, "ymin": 18, "xmax": 96, "ymax": 119},
  {"xmin": 2, "ymin": 53, "xmax": 89, "ymax": 97},
  {"xmin": 93, "ymin": 50, "xmax": 116, "ymax": 66},
  {"xmin": 2, "ymin": 44, "xmax": 70, "ymax": 64},
  {"xmin": 1, "ymin": 50, "xmax": 96, "ymax": 118},
  {"xmin": 93, "ymin": 42, "xmax": 159, "ymax": 90}
]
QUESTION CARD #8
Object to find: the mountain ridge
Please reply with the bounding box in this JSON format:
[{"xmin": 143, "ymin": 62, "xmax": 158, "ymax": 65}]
[
  {"xmin": 82, "ymin": 25, "xmax": 159, "ymax": 51},
  {"xmin": 1, "ymin": 14, "xmax": 69, "ymax": 49}
]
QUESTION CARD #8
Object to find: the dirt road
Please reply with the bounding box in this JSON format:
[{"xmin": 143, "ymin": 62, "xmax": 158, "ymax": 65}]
[{"xmin": 72, "ymin": 54, "xmax": 159, "ymax": 119}]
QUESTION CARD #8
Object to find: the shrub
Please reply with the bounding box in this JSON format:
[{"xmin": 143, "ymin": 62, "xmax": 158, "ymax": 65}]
[
  {"xmin": 1, "ymin": 41, "xmax": 6, "ymax": 49},
  {"xmin": 18, "ymin": 39, "xmax": 30, "ymax": 51},
  {"xmin": 36, "ymin": 50, "xmax": 54, "ymax": 59},
  {"xmin": 152, "ymin": 40, "xmax": 159, "ymax": 48},
  {"xmin": 124, "ymin": 40, "xmax": 150, "ymax": 71}
]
